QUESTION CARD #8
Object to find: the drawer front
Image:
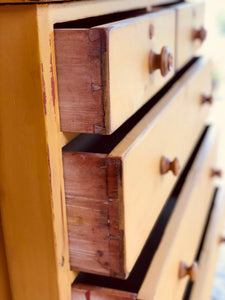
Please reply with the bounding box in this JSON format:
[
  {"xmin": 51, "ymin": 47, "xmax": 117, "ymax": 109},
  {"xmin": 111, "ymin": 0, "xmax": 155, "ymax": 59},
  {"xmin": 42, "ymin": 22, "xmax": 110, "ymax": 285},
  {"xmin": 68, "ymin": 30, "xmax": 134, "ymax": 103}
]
[
  {"xmin": 189, "ymin": 188, "xmax": 225, "ymax": 300},
  {"xmin": 63, "ymin": 58, "xmax": 212, "ymax": 278},
  {"xmin": 138, "ymin": 127, "xmax": 218, "ymax": 300},
  {"xmin": 55, "ymin": 9, "xmax": 175, "ymax": 134},
  {"xmin": 71, "ymin": 127, "xmax": 218, "ymax": 300},
  {"xmin": 176, "ymin": 2, "xmax": 206, "ymax": 70}
]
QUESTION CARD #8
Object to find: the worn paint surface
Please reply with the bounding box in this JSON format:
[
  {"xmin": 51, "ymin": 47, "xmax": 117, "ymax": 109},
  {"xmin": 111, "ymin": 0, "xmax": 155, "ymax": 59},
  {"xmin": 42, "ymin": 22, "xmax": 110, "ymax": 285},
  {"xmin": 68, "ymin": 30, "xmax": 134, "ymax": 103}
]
[{"xmin": 0, "ymin": 4, "xmax": 71, "ymax": 300}]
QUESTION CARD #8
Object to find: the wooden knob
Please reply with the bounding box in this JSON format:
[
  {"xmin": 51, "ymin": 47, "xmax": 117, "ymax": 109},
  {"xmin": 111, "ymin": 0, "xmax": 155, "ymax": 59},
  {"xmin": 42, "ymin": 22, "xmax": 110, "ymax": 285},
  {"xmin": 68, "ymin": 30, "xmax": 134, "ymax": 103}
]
[
  {"xmin": 149, "ymin": 46, "xmax": 173, "ymax": 77},
  {"xmin": 201, "ymin": 94, "xmax": 213, "ymax": 105},
  {"xmin": 219, "ymin": 236, "xmax": 225, "ymax": 243},
  {"xmin": 192, "ymin": 26, "xmax": 207, "ymax": 42},
  {"xmin": 179, "ymin": 261, "xmax": 198, "ymax": 282},
  {"xmin": 160, "ymin": 156, "xmax": 181, "ymax": 176},
  {"xmin": 211, "ymin": 168, "xmax": 222, "ymax": 178}
]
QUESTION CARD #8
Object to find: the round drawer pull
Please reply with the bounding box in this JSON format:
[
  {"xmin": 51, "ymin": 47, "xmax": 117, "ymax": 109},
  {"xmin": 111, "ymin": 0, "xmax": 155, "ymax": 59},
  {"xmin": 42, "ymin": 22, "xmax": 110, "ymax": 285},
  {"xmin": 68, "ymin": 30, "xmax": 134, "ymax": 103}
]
[
  {"xmin": 201, "ymin": 94, "xmax": 213, "ymax": 105},
  {"xmin": 219, "ymin": 236, "xmax": 225, "ymax": 243},
  {"xmin": 192, "ymin": 26, "xmax": 207, "ymax": 42},
  {"xmin": 211, "ymin": 168, "xmax": 222, "ymax": 178},
  {"xmin": 179, "ymin": 261, "xmax": 198, "ymax": 282},
  {"xmin": 149, "ymin": 46, "xmax": 173, "ymax": 77},
  {"xmin": 160, "ymin": 156, "xmax": 181, "ymax": 176}
]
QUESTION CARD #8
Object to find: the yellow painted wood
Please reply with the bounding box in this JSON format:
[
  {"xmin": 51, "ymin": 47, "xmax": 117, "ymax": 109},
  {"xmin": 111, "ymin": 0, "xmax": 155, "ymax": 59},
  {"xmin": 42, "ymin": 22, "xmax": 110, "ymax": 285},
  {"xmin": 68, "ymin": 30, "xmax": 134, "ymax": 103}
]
[
  {"xmin": 107, "ymin": 9, "xmax": 175, "ymax": 132},
  {"xmin": 0, "ymin": 217, "xmax": 11, "ymax": 300},
  {"xmin": 110, "ymin": 58, "xmax": 211, "ymax": 272},
  {"xmin": 0, "ymin": 5, "xmax": 71, "ymax": 300},
  {"xmin": 190, "ymin": 188, "xmax": 225, "ymax": 300},
  {"xmin": 175, "ymin": 2, "xmax": 205, "ymax": 70},
  {"xmin": 138, "ymin": 127, "xmax": 217, "ymax": 300},
  {"xmin": 48, "ymin": 0, "xmax": 150, "ymax": 24}
]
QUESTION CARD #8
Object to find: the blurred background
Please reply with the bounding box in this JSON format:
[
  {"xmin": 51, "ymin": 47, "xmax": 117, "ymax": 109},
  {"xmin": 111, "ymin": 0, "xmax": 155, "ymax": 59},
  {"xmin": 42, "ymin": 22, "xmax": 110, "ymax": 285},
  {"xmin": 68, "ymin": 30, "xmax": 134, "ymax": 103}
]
[{"xmin": 202, "ymin": 0, "xmax": 225, "ymax": 299}]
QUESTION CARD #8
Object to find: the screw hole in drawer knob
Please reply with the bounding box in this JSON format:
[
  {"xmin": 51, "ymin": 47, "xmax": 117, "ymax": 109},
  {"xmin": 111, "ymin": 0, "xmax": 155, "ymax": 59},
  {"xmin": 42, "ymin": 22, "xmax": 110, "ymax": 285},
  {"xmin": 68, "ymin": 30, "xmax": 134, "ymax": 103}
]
[
  {"xmin": 149, "ymin": 46, "xmax": 173, "ymax": 77},
  {"xmin": 160, "ymin": 156, "xmax": 181, "ymax": 176},
  {"xmin": 192, "ymin": 26, "xmax": 207, "ymax": 42},
  {"xmin": 211, "ymin": 168, "xmax": 222, "ymax": 178},
  {"xmin": 219, "ymin": 236, "xmax": 225, "ymax": 243},
  {"xmin": 179, "ymin": 261, "xmax": 198, "ymax": 282},
  {"xmin": 201, "ymin": 94, "xmax": 213, "ymax": 105}
]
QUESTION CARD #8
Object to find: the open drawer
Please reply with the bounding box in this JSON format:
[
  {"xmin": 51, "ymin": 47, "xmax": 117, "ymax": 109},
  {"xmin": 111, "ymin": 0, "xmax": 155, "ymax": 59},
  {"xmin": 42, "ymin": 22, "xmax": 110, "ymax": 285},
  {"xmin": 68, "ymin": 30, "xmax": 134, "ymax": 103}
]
[
  {"xmin": 71, "ymin": 126, "xmax": 219, "ymax": 299},
  {"xmin": 63, "ymin": 58, "xmax": 212, "ymax": 278},
  {"xmin": 54, "ymin": 9, "xmax": 175, "ymax": 134}
]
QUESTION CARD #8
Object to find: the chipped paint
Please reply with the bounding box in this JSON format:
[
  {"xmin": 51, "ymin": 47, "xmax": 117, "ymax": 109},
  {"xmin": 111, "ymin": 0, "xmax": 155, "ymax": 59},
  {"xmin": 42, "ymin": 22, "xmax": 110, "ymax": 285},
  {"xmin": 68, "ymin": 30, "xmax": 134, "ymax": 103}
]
[{"xmin": 41, "ymin": 63, "xmax": 47, "ymax": 115}]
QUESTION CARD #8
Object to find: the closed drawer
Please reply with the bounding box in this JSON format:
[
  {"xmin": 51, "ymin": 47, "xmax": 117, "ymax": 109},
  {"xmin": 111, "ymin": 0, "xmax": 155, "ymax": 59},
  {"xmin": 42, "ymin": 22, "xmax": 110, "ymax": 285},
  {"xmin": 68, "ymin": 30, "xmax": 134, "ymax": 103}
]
[
  {"xmin": 189, "ymin": 188, "xmax": 225, "ymax": 300},
  {"xmin": 63, "ymin": 58, "xmax": 212, "ymax": 278},
  {"xmin": 54, "ymin": 9, "xmax": 175, "ymax": 134},
  {"xmin": 176, "ymin": 2, "xmax": 206, "ymax": 70},
  {"xmin": 71, "ymin": 126, "xmax": 218, "ymax": 299}
]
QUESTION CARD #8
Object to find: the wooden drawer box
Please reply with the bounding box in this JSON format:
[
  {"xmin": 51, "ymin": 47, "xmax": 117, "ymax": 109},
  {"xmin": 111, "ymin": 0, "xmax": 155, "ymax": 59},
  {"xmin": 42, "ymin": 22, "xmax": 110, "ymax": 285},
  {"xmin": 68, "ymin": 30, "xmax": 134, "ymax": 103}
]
[
  {"xmin": 54, "ymin": 9, "xmax": 175, "ymax": 134},
  {"xmin": 71, "ymin": 126, "xmax": 218, "ymax": 300},
  {"xmin": 175, "ymin": 2, "xmax": 206, "ymax": 70},
  {"xmin": 62, "ymin": 58, "xmax": 212, "ymax": 278}
]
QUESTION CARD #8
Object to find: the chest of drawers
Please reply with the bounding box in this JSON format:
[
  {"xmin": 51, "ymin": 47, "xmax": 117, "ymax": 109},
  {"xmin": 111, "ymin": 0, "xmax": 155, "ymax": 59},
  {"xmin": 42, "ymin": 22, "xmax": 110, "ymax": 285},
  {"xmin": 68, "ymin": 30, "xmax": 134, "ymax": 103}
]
[{"xmin": 0, "ymin": 1, "xmax": 224, "ymax": 300}]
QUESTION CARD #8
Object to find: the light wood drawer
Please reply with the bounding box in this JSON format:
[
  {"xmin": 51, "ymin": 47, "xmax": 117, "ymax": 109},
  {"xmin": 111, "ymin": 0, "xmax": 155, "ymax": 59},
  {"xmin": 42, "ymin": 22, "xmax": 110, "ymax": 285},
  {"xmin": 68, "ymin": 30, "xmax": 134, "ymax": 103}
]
[
  {"xmin": 151, "ymin": 0, "xmax": 180, "ymax": 6},
  {"xmin": 189, "ymin": 188, "xmax": 225, "ymax": 300},
  {"xmin": 62, "ymin": 58, "xmax": 212, "ymax": 278},
  {"xmin": 54, "ymin": 9, "xmax": 175, "ymax": 134},
  {"xmin": 71, "ymin": 126, "xmax": 218, "ymax": 300},
  {"xmin": 175, "ymin": 2, "xmax": 206, "ymax": 70}
]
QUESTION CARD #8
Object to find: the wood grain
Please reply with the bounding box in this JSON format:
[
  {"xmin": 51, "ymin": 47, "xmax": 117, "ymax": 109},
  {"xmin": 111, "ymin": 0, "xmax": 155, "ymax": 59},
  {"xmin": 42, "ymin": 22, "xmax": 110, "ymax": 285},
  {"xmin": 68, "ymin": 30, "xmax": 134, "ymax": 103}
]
[
  {"xmin": 55, "ymin": 28, "xmax": 106, "ymax": 134},
  {"xmin": 63, "ymin": 58, "xmax": 211, "ymax": 277},
  {"xmin": 63, "ymin": 152, "xmax": 124, "ymax": 277},
  {"xmin": 55, "ymin": 9, "xmax": 175, "ymax": 133}
]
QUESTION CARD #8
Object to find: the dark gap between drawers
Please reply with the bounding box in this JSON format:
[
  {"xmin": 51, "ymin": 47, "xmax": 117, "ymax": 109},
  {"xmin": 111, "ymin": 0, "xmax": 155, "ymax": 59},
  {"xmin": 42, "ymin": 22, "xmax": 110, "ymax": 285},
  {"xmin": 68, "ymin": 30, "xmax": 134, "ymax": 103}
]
[
  {"xmin": 182, "ymin": 187, "xmax": 218, "ymax": 300},
  {"xmin": 54, "ymin": 9, "xmax": 147, "ymax": 29},
  {"xmin": 63, "ymin": 57, "xmax": 199, "ymax": 154},
  {"xmin": 73, "ymin": 125, "xmax": 209, "ymax": 292}
]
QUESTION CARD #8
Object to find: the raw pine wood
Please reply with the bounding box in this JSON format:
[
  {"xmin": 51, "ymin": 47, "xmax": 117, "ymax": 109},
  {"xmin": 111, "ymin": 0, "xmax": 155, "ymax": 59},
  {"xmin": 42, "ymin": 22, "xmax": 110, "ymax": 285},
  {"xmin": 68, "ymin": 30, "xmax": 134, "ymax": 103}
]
[
  {"xmin": 55, "ymin": 9, "xmax": 175, "ymax": 133},
  {"xmin": 72, "ymin": 284, "xmax": 137, "ymax": 300},
  {"xmin": 0, "ymin": 5, "xmax": 71, "ymax": 300},
  {"xmin": 137, "ymin": 128, "xmax": 217, "ymax": 300},
  {"xmin": 0, "ymin": 217, "xmax": 11, "ymax": 300},
  {"xmin": 175, "ymin": 2, "xmax": 205, "ymax": 70},
  {"xmin": 55, "ymin": 29, "xmax": 106, "ymax": 134},
  {"xmin": 64, "ymin": 153, "xmax": 124, "ymax": 277},
  {"xmin": 190, "ymin": 188, "xmax": 225, "ymax": 300},
  {"xmin": 63, "ymin": 58, "xmax": 211, "ymax": 277}
]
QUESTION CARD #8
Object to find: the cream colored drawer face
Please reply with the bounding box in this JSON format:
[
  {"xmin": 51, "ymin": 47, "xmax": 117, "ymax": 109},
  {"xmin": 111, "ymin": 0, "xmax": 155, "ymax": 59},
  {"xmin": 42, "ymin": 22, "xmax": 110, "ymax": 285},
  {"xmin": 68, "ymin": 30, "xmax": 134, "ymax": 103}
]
[
  {"xmin": 189, "ymin": 188, "xmax": 225, "ymax": 300},
  {"xmin": 151, "ymin": 0, "xmax": 179, "ymax": 5},
  {"xmin": 54, "ymin": 9, "xmax": 175, "ymax": 134},
  {"xmin": 176, "ymin": 2, "xmax": 206, "ymax": 70},
  {"xmin": 137, "ymin": 127, "xmax": 218, "ymax": 300},
  {"xmin": 71, "ymin": 128, "xmax": 218, "ymax": 300},
  {"xmin": 63, "ymin": 58, "xmax": 211, "ymax": 279}
]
